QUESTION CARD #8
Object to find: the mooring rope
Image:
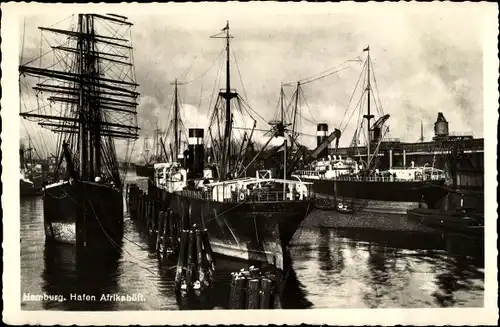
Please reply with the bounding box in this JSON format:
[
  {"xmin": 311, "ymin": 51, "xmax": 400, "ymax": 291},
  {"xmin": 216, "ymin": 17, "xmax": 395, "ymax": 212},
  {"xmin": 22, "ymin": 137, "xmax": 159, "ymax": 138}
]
[{"xmin": 86, "ymin": 197, "xmax": 163, "ymax": 282}]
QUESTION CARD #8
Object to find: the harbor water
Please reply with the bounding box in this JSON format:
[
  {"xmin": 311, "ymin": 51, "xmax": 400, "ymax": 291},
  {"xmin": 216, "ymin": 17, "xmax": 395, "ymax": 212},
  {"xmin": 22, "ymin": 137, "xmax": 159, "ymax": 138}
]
[{"xmin": 20, "ymin": 175, "xmax": 484, "ymax": 310}]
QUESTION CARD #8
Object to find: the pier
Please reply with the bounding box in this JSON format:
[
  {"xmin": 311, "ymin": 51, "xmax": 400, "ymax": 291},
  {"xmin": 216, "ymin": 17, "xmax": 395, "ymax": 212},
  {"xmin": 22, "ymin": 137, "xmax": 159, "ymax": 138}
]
[{"xmin": 126, "ymin": 181, "xmax": 284, "ymax": 309}]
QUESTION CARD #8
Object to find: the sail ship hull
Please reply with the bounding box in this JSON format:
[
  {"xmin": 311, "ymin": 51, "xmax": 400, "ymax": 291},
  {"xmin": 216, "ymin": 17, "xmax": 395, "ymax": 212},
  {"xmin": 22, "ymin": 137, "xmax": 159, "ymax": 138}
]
[
  {"xmin": 20, "ymin": 179, "xmax": 43, "ymax": 196},
  {"xmin": 43, "ymin": 181, "xmax": 123, "ymax": 248},
  {"xmin": 155, "ymin": 187, "xmax": 312, "ymax": 270},
  {"xmin": 304, "ymin": 178, "xmax": 448, "ymax": 214}
]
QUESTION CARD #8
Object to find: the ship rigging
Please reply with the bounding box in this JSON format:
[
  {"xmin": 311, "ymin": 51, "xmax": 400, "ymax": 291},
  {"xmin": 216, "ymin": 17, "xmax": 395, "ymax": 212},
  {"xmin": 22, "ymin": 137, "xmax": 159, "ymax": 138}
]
[
  {"xmin": 151, "ymin": 22, "xmax": 314, "ymax": 270},
  {"xmin": 19, "ymin": 13, "xmax": 140, "ymax": 248}
]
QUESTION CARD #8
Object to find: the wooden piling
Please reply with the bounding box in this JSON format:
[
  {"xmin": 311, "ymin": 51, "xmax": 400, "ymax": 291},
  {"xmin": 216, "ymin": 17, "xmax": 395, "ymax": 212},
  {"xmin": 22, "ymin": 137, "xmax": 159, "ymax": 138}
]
[
  {"xmin": 156, "ymin": 211, "xmax": 165, "ymax": 254},
  {"xmin": 150, "ymin": 197, "xmax": 156, "ymax": 231},
  {"xmin": 228, "ymin": 273, "xmax": 238, "ymax": 309},
  {"xmin": 273, "ymin": 294, "xmax": 282, "ymax": 309},
  {"xmin": 259, "ymin": 277, "xmax": 273, "ymax": 309},
  {"xmin": 175, "ymin": 230, "xmax": 188, "ymax": 286},
  {"xmin": 165, "ymin": 211, "xmax": 172, "ymax": 256},
  {"xmin": 177, "ymin": 212, "xmax": 183, "ymax": 244},
  {"xmin": 202, "ymin": 228, "xmax": 216, "ymax": 269},
  {"xmin": 195, "ymin": 229, "xmax": 206, "ymax": 287},
  {"xmin": 249, "ymin": 266, "xmax": 260, "ymax": 279},
  {"xmin": 137, "ymin": 192, "xmax": 143, "ymax": 221},
  {"xmin": 129, "ymin": 185, "xmax": 136, "ymax": 220},
  {"xmin": 155, "ymin": 199, "xmax": 160, "ymax": 230},
  {"xmin": 246, "ymin": 278, "xmax": 260, "ymax": 309},
  {"xmin": 141, "ymin": 192, "xmax": 146, "ymax": 222},
  {"xmin": 146, "ymin": 197, "xmax": 152, "ymax": 232},
  {"xmin": 143, "ymin": 193, "xmax": 148, "ymax": 223},
  {"xmin": 168, "ymin": 210, "xmax": 176, "ymax": 251},
  {"xmin": 263, "ymin": 273, "xmax": 281, "ymax": 309},
  {"xmin": 170, "ymin": 224, "xmax": 215, "ymax": 295},
  {"xmin": 185, "ymin": 230, "xmax": 196, "ymax": 290},
  {"xmin": 229, "ymin": 273, "xmax": 247, "ymax": 309}
]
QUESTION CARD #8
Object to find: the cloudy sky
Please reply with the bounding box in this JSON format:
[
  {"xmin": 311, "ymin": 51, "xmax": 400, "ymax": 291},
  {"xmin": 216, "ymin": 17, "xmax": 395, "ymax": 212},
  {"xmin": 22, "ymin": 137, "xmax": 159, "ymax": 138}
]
[{"xmin": 16, "ymin": 3, "xmax": 487, "ymax": 162}]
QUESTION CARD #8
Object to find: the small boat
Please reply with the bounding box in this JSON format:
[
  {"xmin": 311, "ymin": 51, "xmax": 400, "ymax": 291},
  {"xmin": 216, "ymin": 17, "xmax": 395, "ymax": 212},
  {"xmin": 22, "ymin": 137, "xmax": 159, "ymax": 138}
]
[
  {"xmin": 407, "ymin": 207, "xmax": 484, "ymax": 236},
  {"xmin": 336, "ymin": 201, "xmax": 354, "ymax": 214},
  {"xmin": 313, "ymin": 197, "xmax": 353, "ymax": 213},
  {"xmin": 314, "ymin": 197, "xmax": 336, "ymax": 211}
]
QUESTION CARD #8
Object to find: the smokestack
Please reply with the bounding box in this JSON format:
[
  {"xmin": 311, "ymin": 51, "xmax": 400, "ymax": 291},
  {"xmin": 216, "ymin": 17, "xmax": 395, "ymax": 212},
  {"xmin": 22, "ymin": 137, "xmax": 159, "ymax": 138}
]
[
  {"xmin": 188, "ymin": 128, "xmax": 204, "ymax": 178},
  {"xmin": 371, "ymin": 127, "xmax": 381, "ymax": 143},
  {"xmin": 316, "ymin": 123, "xmax": 329, "ymax": 159},
  {"xmin": 434, "ymin": 112, "xmax": 449, "ymax": 139}
]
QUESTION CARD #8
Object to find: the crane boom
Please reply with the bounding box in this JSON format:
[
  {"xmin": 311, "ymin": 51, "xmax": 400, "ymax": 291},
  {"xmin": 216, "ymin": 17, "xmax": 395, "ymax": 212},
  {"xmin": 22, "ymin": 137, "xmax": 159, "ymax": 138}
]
[
  {"xmin": 371, "ymin": 114, "xmax": 390, "ymax": 130},
  {"xmin": 308, "ymin": 128, "xmax": 341, "ymax": 161}
]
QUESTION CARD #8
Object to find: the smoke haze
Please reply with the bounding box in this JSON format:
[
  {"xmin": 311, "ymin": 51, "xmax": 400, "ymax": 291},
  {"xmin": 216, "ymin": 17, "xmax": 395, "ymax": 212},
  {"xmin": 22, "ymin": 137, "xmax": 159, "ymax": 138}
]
[{"xmin": 18, "ymin": 4, "xmax": 485, "ymax": 163}]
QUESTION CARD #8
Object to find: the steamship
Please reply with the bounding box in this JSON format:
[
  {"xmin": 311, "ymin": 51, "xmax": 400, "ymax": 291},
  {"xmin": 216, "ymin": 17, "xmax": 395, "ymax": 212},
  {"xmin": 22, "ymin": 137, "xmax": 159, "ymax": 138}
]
[
  {"xmin": 150, "ymin": 23, "xmax": 314, "ymax": 270},
  {"xmin": 293, "ymin": 47, "xmax": 449, "ymax": 214},
  {"xmin": 19, "ymin": 14, "xmax": 140, "ymax": 247}
]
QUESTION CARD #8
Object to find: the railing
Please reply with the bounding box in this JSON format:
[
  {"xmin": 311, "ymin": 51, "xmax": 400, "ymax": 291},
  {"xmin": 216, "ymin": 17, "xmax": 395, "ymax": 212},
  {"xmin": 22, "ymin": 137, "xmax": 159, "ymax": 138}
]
[
  {"xmin": 294, "ymin": 170, "xmax": 321, "ymax": 177},
  {"xmin": 181, "ymin": 189, "xmax": 212, "ymax": 200},
  {"xmin": 381, "ymin": 138, "xmax": 401, "ymax": 143},
  {"xmin": 296, "ymin": 172, "xmax": 444, "ymax": 183},
  {"xmin": 181, "ymin": 189, "xmax": 310, "ymax": 203},
  {"xmin": 450, "ymin": 131, "xmax": 474, "ymax": 137},
  {"xmin": 334, "ymin": 175, "xmax": 444, "ymax": 183}
]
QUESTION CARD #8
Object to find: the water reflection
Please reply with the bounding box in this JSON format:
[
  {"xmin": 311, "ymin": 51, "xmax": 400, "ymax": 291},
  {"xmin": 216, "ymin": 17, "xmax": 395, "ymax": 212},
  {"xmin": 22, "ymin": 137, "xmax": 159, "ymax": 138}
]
[
  {"xmin": 21, "ymin": 189, "xmax": 484, "ymax": 310},
  {"xmin": 432, "ymin": 250, "xmax": 485, "ymax": 307},
  {"xmin": 291, "ymin": 227, "xmax": 484, "ymax": 308},
  {"xmin": 42, "ymin": 242, "xmax": 122, "ymax": 310},
  {"xmin": 281, "ymin": 251, "xmax": 314, "ymax": 309}
]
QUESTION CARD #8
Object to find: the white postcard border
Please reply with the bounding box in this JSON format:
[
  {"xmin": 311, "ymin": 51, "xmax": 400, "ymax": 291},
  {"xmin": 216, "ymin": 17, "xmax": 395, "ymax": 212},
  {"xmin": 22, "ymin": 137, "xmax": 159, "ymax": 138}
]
[{"xmin": 2, "ymin": 2, "xmax": 498, "ymax": 325}]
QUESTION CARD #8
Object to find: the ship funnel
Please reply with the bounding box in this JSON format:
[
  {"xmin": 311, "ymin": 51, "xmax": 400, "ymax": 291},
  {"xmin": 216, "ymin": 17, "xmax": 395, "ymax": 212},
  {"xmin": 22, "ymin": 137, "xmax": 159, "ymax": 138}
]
[
  {"xmin": 371, "ymin": 127, "xmax": 382, "ymax": 143},
  {"xmin": 316, "ymin": 123, "xmax": 329, "ymax": 159},
  {"xmin": 188, "ymin": 128, "xmax": 205, "ymax": 178}
]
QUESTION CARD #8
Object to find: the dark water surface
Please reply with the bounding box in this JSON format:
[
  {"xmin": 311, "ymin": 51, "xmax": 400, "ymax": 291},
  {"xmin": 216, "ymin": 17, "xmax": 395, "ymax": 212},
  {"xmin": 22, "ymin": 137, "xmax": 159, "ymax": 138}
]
[{"xmin": 20, "ymin": 176, "xmax": 484, "ymax": 310}]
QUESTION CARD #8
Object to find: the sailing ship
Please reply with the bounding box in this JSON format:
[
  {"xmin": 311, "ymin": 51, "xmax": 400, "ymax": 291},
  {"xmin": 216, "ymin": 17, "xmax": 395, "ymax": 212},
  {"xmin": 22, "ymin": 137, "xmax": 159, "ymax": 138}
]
[
  {"xmin": 292, "ymin": 47, "xmax": 449, "ymax": 214},
  {"xmin": 135, "ymin": 128, "xmax": 163, "ymax": 178},
  {"xmin": 19, "ymin": 13, "xmax": 140, "ymax": 248},
  {"xmin": 150, "ymin": 22, "xmax": 314, "ymax": 270}
]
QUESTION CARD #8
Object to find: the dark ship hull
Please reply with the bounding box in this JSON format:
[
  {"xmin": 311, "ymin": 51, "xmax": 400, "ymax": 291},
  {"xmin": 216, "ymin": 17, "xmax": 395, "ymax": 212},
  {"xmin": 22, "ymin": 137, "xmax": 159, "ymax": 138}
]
[
  {"xmin": 20, "ymin": 179, "xmax": 43, "ymax": 197},
  {"xmin": 303, "ymin": 177, "xmax": 448, "ymax": 214},
  {"xmin": 153, "ymin": 186, "xmax": 313, "ymax": 270},
  {"xmin": 135, "ymin": 164, "xmax": 154, "ymax": 179},
  {"xmin": 43, "ymin": 181, "xmax": 124, "ymax": 248}
]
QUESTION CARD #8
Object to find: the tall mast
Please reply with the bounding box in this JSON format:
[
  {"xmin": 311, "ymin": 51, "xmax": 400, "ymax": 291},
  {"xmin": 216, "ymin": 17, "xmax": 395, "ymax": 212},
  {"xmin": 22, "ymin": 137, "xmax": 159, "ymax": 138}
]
[
  {"xmin": 363, "ymin": 46, "xmax": 374, "ymax": 170},
  {"xmin": 19, "ymin": 13, "xmax": 140, "ymax": 185},
  {"xmin": 292, "ymin": 82, "xmax": 300, "ymax": 146},
  {"xmin": 143, "ymin": 136, "xmax": 150, "ymax": 163},
  {"xmin": 280, "ymin": 84, "xmax": 285, "ymax": 124},
  {"xmin": 174, "ymin": 79, "xmax": 179, "ymax": 160},
  {"xmin": 86, "ymin": 15, "xmax": 94, "ymax": 180},
  {"xmin": 91, "ymin": 14, "xmax": 101, "ymax": 178},
  {"xmin": 211, "ymin": 21, "xmax": 235, "ymax": 180},
  {"xmin": 78, "ymin": 14, "xmax": 88, "ymax": 181},
  {"xmin": 153, "ymin": 122, "xmax": 160, "ymax": 161},
  {"xmin": 224, "ymin": 22, "xmax": 231, "ymax": 178}
]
